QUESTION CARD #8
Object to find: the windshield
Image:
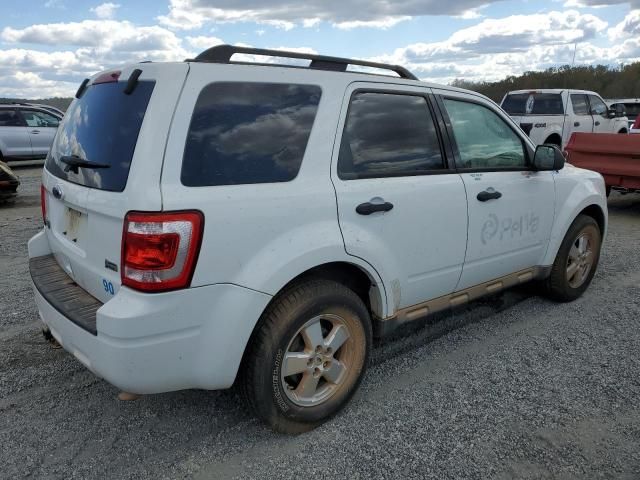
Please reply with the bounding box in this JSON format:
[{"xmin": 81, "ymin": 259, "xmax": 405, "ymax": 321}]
[
  {"xmin": 501, "ymin": 93, "xmax": 564, "ymax": 115},
  {"xmin": 623, "ymin": 103, "xmax": 640, "ymax": 121},
  {"xmin": 45, "ymin": 80, "xmax": 155, "ymax": 192}
]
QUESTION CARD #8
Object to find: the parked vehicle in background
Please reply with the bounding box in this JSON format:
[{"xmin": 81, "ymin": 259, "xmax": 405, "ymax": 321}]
[
  {"xmin": 501, "ymin": 89, "xmax": 629, "ymax": 148},
  {"xmin": 565, "ymin": 132, "xmax": 640, "ymax": 196},
  {"xmin": 0, "ymin": 104, "xmax": 61, "ymax": 162},
  {"xmin": 29, "ymin": 45, "xmax": 608, "ymax": 433},
  {"xmin": 606, "ymin": 98, "xmax": 639, "ymax": 131},
  {"xmin": 0, "ymin": 159, "xmax": 19, "ymax": 199},
  {"xmin": 9, "ymin": 102, "xmax": 65, "ymax": 119}
]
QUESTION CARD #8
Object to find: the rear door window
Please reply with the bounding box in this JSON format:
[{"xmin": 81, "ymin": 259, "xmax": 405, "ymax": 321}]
[
  {"xmin": 181, "ymin": 82, "xmax": 321, "ymax": 187},
  {"xmin": 45, "ymin": 80, "xmax": 155, "ymax": 192},
  {"xmin": 338, "ymin": 92, "xmax": 445, "ymax": 179}
]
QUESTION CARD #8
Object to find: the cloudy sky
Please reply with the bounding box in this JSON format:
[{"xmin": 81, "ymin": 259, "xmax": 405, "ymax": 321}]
[{"xmin": 0, "ymin": 0, "xmax": 639, "ymax": 98}]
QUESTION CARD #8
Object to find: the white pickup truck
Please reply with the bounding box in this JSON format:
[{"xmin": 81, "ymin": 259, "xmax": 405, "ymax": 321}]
[{"xmin": 501, "ymin": 89, "xmax": 629, "ymax": 148}]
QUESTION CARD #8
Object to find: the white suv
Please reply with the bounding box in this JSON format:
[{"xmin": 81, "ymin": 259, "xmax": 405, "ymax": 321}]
[
  {"xmin": 501, "ymin": 89, "xmax": 629, "ymax": 148},
  {"xmin": 29, "ymin": 46, "xmax": 608, "ymax": 433}
]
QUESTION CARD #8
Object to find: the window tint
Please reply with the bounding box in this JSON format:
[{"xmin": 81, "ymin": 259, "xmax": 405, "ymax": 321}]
[
  {"xmin": 0, "ymin": 109, "xmax": 22, "ymax": 127},
  {"xmin": 588, "ymin": 95, "xmax": 607, "ymax": 116},
  {"xmin": 46, "ymin": 80, "xmax": 155, "ymax": 192},
  {"xmin": 501, "ymin": 93, "xmax": 564, "ymax": 115},
  {"xmin": 338, "ymin": 92, "xmax": 444, "ymax": 179},
  {"xmin": 571, "ymin": 94, "xmax": 590, "ymax": 115},
  {"xmin": 20, "ymin": 110, "xmax": 59, "ymax": 128},
  {"xmin": 181, "ymin": 82, "xmax": 321, "ymax": 187},
  {"xmin": 444, "ymin": 98, "xmax": 526, "ymax": 169}
]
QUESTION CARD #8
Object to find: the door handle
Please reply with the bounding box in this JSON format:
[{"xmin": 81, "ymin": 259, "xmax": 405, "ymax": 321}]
[
  {"xmin": 595, "ymin": 121, "xmax": 600, "ymax": 126},
  {"xmin": 574, "ymin": 122, "xmax": 580, "ymax": 127},
  {"xmin": 356, "ymin": 201, "xmax": 394, "ymax": 215},
  {"xmin": 31, "ymin": 130, "xmax": 40, "ymax": 134},
  {"xmin": 477, "ymin": 190, "xmax": 502, "ymax": 202}
]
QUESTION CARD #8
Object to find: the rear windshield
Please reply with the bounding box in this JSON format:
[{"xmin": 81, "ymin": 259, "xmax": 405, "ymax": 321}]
[
  {"xmin": 46, "ymin": 80, "xmax": 155, "ymax": 192},
  {"xmin": 501, "ymin": 93, "xmax": 564, "ymax": 115},
  {"xmin": 181, "ymin": 82, "xmax": 321, "ymax": 187}
]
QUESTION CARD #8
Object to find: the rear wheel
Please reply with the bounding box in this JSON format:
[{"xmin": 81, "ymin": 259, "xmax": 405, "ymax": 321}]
[
  {"xmin": 544, "ymin": 215, "xmax": 601, "ymax": 302},
  {"xmin": 241, "ymin": 279, "xmax": 371, "ymax": 433}
]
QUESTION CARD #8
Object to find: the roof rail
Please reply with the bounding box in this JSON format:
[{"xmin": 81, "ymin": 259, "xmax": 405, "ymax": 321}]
[{"xmin": 188, "ymin": 44, "xmax": 419, "ymax": 80}]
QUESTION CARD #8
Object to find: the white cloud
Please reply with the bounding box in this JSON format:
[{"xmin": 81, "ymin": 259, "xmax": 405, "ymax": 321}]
[
  {"xmin": 185, "ymin": 35, "xmax": 224, "ymax": 50},
  {"xmin": 91, "ymin": 2, "xmax": 121, "ymax": 20},
  {"xmin": 157, "ymin": 0, "xmax": 507, "ymax": 30},
  {"xmin": 608, "ymin": 9, "xmax": 640, "ymax": 40}
]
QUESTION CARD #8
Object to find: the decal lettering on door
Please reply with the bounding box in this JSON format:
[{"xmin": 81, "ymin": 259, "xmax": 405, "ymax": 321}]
[{"xmin": 481, "ymin": 213, "xmax": 540, "ymax": 245}]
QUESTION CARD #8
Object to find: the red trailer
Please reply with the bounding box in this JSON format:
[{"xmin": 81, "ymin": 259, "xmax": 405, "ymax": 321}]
[{"xmin": 564, "ymin": 132, "xmax": 640, "ymax": 196}]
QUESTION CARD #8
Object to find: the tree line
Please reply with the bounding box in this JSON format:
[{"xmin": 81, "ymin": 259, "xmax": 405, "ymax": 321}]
[{"xmin": 451, "ymin": 63, "xmax": 640, "ymax": 102}]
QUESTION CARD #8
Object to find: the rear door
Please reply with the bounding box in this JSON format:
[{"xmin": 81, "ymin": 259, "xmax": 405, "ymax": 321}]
[
  {"xmin": 332, "ymin": 83, "xmax": 468, "ymax": 311},
  {"xmin": 42, "ymin": 63, "xmax": 189, "ymax": 303},
  {"xmin": 436, "ymin": 90, "xmax": 555, "ymax": 289},
  {"xmin": 0, "ymin": 108, "xmax": 32, "ymax": 158},
  {"xmin": 569, "ymin": 94, "xmax": 594, "ymax": 137},
  {"xmin": 19, "ymin": 109, "xmax": 60, "ymax": 157}
]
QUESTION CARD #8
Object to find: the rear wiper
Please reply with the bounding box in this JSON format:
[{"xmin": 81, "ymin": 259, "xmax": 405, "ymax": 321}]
[{"xmin": 60, "ymin": 155, "xmax": 110, "ymax": 174}]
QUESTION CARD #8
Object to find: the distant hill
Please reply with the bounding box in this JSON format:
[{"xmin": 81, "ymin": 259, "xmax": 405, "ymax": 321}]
[
  {"xmin": 451, "ymin": 62, "xmax": 640, "ymax": 103},
  {"xmin": 0, "ymin": 97, "xmax": 73, "ymax": 111}
]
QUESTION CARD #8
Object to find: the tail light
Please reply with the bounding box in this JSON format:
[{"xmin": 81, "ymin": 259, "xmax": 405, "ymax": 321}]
[
  {"xmin": 633, "ymin": 117, "xmax": 640, "ymax": 130},
  {"xmin": 121, "ymin": 211, "xmax": 204, "ymax": 292},
  {"xmin": 40, "ymin": 184, "xmax": 47, "ymax": 226}
]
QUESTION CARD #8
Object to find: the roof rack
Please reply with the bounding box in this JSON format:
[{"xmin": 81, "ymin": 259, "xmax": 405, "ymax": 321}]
[{"xmin": 188, "ymin": 44, "xmax": 418, "ymax": 80}]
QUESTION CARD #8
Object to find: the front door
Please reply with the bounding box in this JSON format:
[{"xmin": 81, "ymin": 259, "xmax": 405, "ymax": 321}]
[
  {"xmin": 587, "ymin": 95, "xmax": 610, "ymax": 133},
  {"xmin": 19, "ymin": 109, "xmax": 60, "ymax": 157},
  {"xmin": 436, "ymin": 92, "xmax": 556, "ymax": 290},
  {"xmin": 332, "ymin": 83, "xmax": 468, "ymax": 313}
]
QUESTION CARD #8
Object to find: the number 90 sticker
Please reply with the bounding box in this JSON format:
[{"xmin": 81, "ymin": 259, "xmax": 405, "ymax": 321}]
[{"xmin": 102, "ymin": 279, "xmax": 115, "ymax": 296}]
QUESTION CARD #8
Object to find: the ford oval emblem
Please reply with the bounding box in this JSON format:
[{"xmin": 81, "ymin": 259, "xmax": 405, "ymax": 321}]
[{"xmin": 52, "ymin": 185, "xmax": 64, "ymax": 200}]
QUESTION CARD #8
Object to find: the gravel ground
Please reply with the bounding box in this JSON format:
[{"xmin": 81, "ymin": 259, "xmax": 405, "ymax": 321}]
[{"xmin": 1, "ymin": 166, "xmax": 639, "ymax": 479}]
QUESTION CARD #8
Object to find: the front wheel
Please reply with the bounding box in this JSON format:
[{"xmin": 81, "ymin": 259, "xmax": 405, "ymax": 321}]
[
  {"xmin": 241, "ymin": 279, "xmax": 372, "ymax": 433},
  {"xmin": 544, "ymin": 214, "xmax": 602, "ymax": 302}
]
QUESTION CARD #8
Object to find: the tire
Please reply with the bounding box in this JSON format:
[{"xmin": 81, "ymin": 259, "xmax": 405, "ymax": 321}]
[
  {"xmin": 241, "ymin": 279, "xmax": 372, "ymax": 433},
  {"xmin": 544, "ymin": 214, "xmax": 602, "ymax": 302}
]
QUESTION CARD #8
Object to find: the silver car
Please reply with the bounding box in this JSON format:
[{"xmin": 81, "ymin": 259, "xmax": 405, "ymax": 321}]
[{"xmin": 0, "ymin": 105, "xmax": 61, "ymax": 162}]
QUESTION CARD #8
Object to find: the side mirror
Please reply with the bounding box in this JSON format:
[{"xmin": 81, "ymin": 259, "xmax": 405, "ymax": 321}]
[{"xmin": 533, "ymin": 144, "xmax": 565, "ymax": 171}]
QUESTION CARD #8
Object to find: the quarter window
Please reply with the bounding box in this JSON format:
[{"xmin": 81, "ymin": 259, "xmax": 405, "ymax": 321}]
[
  {"xmin": 571, "ymin": 94, "xmax": 590, "ymax": 115},
  {"xmin": 338, "ymin": 92, "xmax": 444, "ymax": 179},
  {"xmin": 443, "ymin": 98, "xmax": 526, "ymax": 169},
  {"xmin": 181, "ymin": 82, "xmax": 321, "ymax": 187}
]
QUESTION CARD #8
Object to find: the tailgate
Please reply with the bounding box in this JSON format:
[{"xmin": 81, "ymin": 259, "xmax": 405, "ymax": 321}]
[{"xmin": 41, "ymin": 63, "xmax": 189, "ymax": 304}]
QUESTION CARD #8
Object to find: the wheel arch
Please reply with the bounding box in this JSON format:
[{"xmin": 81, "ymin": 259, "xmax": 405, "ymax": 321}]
[
  {"xmin": 544, "ymin": 133, "xmax": 562, "ymax": 146},
  {"xmin": 543, "ymin": 200, "xmax": 607, "ymax": 268}
]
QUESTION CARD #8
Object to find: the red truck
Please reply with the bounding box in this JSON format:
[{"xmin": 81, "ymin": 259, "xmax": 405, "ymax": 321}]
[{"xmin": 564, "ymin": 131, "xmax": 640, "ymax": 196}]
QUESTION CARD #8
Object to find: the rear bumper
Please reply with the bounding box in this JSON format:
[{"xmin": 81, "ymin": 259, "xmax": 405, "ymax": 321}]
[{"xmin": 28, "ymin": 230, "xmax": 272, "ymax": 394}]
